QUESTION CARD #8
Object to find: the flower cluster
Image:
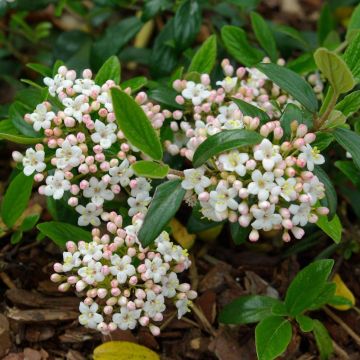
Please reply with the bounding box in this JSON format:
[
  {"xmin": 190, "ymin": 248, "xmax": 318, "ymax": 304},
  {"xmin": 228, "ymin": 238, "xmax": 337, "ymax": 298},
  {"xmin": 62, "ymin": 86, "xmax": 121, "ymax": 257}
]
[
  {"xmin": 51, "ymin": 212, "xmax": 196, "ymax": 336},
  {"xmin": 163, "ymin": 60, "xmax": 328, "ymax": 242},
  {"xmin": 12, "ymin": 66, "xmax": 167, "ymax": 226}
]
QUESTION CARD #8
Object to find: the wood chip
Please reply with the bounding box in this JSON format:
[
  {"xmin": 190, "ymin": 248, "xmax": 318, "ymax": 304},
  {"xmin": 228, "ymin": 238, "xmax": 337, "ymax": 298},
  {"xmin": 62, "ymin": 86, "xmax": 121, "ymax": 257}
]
[{"xmin": 6, "ymin": 308, "xmax": 78, "ymax": 323}]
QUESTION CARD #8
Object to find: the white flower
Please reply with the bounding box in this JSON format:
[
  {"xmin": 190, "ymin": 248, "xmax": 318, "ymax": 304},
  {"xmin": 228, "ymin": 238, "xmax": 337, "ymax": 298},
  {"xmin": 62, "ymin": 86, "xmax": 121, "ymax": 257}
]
[
  {"xmin": 90, "ymin": 120, "xmax": 117, "ymax": 149},
  {"xmin": 181, "ymin": 167, "xmax": 211, "ymax": 194},
  {"xmin": 276, "ymin": 177, "xmax": 297, "ymax": 202},
  {"xmin": 109, "ymin": 159, "xmax": 134, "ymax": 186},
  {"xmin": 200, "ymin": 200, "xmax": 227, "ymax": 221},
  {"xmin": 290, "ymin": 203, "xmax": 311, "ymax": 226},
  {"xmin": 62, "ymin": 95, "xmax": 90, "ymax": 122},
  {"xmin": 75, "ymin": 203, "xmax": 103, "ymax": 226},
  {"xmin": 181, "ymin": 81, "xmax": 210, "ymax": 105},
  {"xmin": 247, "ymin": 170, "xmax": 275, "ymax": 201},
  {"xmin": 73, "ymin": 78, "xmax": 100, "ymax": 96},
  {"xmin": 251, "ymin": 204, "xmax": 282, "ymax": 231},
  {"xmin": 216, "ymin": 76, "xmax": 237, "ymax": 92},
  {"xmin": 110, "ymin": 254, "xmax": 136, "ymax": 284},
  {"xmin": 77, "ymin": 260, "xmax": 104, "ymax": 285},
  {"xmin": 127, "ymin": 192, "xmax": 152, "ymax": 217},
  {"xmin": 143, "ymin": 290, "xmax": 166, "ymax": 318},
  {"xmin": 79, "ymin": 302, "xmax": 103, "ymax": 329},
  {"xmin": 44, "ymin": 170, "xmax": 71, "ymax": 199},
  {"xmin": 55, "ymin": 140, "xmax": 83, "ymax": 170},
  {"xmin": 83, "ymin": 177, "xmax": 114, "ymax": 206},
  {"xmin": 162, "ymin": 272, "xmax": 180, "ymax": 298},
  {"xmin": 303, "ymin": 176, "xmax": 325, "ymax": 205},
  {"xmin": 44, "ymin": 74, "xmax": 73, "ymax": 97},
  {"xmin": 97, "ymin": 91, "xmax": 113, "ymax": 112},
  {"xmin": 22, "ymin": 148, "xmax": 46, "ymax": 176},
  {"xmin": 78, "ymin": 242, "xmax": 103, "ymax": 263},
  {"xmin": 144, "ymin": 257, "xmax": 167, "ymax": 283},
  {"xmin": 62, "ymin": 251, "xmax": 81, "ymax": 272},
  {"xmin": 130, "ymin": 177, "xmax": 151, "ymax": 197},
  {"xmin": 217, "ymin": 103, "xmax": 244, "ymax": 130},
  {"xmin": 209, "ymin": 183, "xmax": 238, "ymax": 213},
  {"xmin": 218, "ymin": 150, "xmax": 249, "ymax": 176},
  {"xmin": 112, "ymin": 307, "xmax": 141, "ymax": 330},
  {"xmin": 175, "ymin": 298, "xmax": 191, "ymax": 319},
  {"xmin": 29, "ymin": 103, "xmax": 55, "ymax": 131},
  {"xmin": 299, "ymin": 144, "xmax": 325, "ymax": 171},
  {"xmin": 253, "ymin": 139, "xmax": 282, "ymax": 171},
  {"xmin": 155, "ymin": 233, "xmax": 182, "ymax": 262}
]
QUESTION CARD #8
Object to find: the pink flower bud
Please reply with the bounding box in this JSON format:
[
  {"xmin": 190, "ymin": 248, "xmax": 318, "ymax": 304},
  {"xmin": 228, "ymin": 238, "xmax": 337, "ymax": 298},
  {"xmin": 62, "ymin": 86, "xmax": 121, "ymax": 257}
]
[
  {"xmin": 68, "ymin": 197, "xmax": 78, "ymax": 207},
  {"xmin": 58, "ymin": 283, "xmax": 70, "ymax": 292},
  {"xmin": 249, "ymin": 229, "xmax": 259, "ymax": 242},
  {"xmin": 173, "ymin": 110, "xmax": 183, "ymax": 120},
  {"xmin": 139, "ymin": 316, "xmax": 149, "ymax": 326},
  {"xmin": 53, "ymin": 263, "xmax": 63, "ymax": 272},
  {"xmin": 236, "ymin": 67, "xmax": 246, "ymax": 79},
  {"xmin": 296, "ymin": 124, "xmax": 308, "ymax": 137},
  {"xmin": 304, "ymin": 133, "xmax": 316, "ymax": 144},
  {"xmin": 149, "ymin": 325, "xmax": 160, "ymax": 336},
  {"xmin": 282, "ymin": 232, "xmax": 291, "ymax": 242},
  {"xmin": 282, "ymin": 219, "xmax": 293, "ymax": 229},
  {"xmin": 292, "ymin": 226, "xmax": 305, "ymax": 239},
  {"xmin": 201, "ymin": 74, "xmax": 210, "ymax": 85},
  {"xmin": 127, "ymin": 301, "xmax": 136, "ymax": 311},
  {"xmin": 153, "ymin": 313, "xmax": 164, "ymax": 322},
  {"xmin": 50, "ymin": 274, "xmax": 62, "ymax": 282},
  {"xmin": 103, "ymin": 305, "xmax": 113, "ymax": 315},
  {"xmin": 317, "ymin": 207, "xmax": 329, "ymax": 215},
  {"xmin": 111, "ymin": 288, "xmax": 121, "ymax": 297}
]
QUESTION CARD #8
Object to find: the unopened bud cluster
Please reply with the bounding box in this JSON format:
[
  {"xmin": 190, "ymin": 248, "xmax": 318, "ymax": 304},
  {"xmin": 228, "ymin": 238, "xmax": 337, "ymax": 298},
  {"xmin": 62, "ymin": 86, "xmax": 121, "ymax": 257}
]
[{"xmin": 51, "ymin": 212, "xmax": 196, "ymax": 336}]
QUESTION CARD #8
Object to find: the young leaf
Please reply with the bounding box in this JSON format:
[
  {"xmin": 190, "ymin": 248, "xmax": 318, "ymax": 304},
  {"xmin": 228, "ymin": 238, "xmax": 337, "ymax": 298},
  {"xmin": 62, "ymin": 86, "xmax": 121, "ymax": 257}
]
[
  {"xmin": 95, "ymin": 55, "xmax": 121, "ymax": 85},
  {"xmin": 1, "ymin": 172, "xmax": 34, "ymax": 228},
  {"xmin": 296, "ymin": 314, "xmax": 314, "ymax": 332},
  {"xmin": 284, "ymin": 259, "xmax": 334, "ymax": 316},
  {"xmin": 313, "ymin": 166, "xmax": 337, "ymax": 219},
  {"xmin": 173, "ymin": 0, "xmax": 202, "ymax": 51},
  {"xmin": 256, "ymin": 63, "xmax": 318, "ymax": 113},
  {"xmin": 344, "ymin": 32, "xmax": 360, "ymax": 80},
  {"xmin": 232, "ymin": 98, "xmax": 270, "ymax": 124},
  {"xmin": 131, "ymin": 161, "xmax": 169, "ymax": 179},
  {"xmin": 138, "ymin": 180, "xmax": 186, "ymax": 247},
  {"xmin": 313, "ymin": 320, "xmax": 333, "ymax": 360},
  {"xmin": 335, "ymin": 90, "xmax": 360, "ymax": 116},
  {"xmin": 255, "ymin": 316, "xmax": 292, "ymax": 360},
  {"xmin": 314, "ymin": 48, "xmax": 355, "ymax": 95},
  {"xmin": 250, "ymin": 12, "xmax": 278, "ymax": 61},
  {"xmin": 121, "ymin": 76, "xmax": 147, "ymax": 92},
  {"xmin": 37, "ymin": 221, "xmax": 92, "ymax": 247},
  {"xmin": 318, "ymin": 3, "xmax": 335, "ymax": 45},
  {"xmin": 192, "ymin": 129, "xmax": 263, "ymax": 167},
  {"xmin": 229, "ymin": 222, "xmax": 250, "ymax": 245},
  {"xmin": 221, "ymin": 25, "xmax": 264, "ymax": 67},
  {"xmin": 347, "ymin": 3, "xmax": 360, "ymax": 39},
  {"xmin": 20, "ymin": 213, "xmax": 40, "ymax": 232},
  {"xmin": 111, "ymin": 88, "xmax": 163, "ymax": 160},
  {"xmin": 333, "ymin": 127, "xmax": 360, "ymax": 170},
  {"xmin": 335, "ymin": 160, "xmax": 360, "ymax": 188},
  {"xmin": 316, "ymin": 214, "xmax": 342, "ymax": 244},
  {"xmin": 11, "ymin": 231, "xmax": 23, "ymax": 245},
  {"xmin": 188, "ymin": 34, "xmax": 217, "ymax": 74},
  {"xmin": 219, "ymin": 295, "xmax": 283, "ymax": 325}
]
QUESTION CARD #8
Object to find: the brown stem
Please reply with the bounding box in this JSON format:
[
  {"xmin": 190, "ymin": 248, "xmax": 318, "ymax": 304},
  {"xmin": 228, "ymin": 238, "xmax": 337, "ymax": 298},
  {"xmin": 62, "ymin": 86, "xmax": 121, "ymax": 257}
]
[
  {"xmin": 168, "ymin": 169, "xmax": 184, "ymax": 177},
  {"xmin": 314, "ymin": 93, "xmax": 338, "ymax": 130}
]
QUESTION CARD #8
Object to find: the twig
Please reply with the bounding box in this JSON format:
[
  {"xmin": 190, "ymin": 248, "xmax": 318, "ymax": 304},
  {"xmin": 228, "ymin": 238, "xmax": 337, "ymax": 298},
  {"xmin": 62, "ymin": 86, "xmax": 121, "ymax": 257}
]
[
  {"xmin": 160, "ymin": 311, "xmax": 177, "ymax": 331},
  {"xmin": 324, "ymin": 306, "xmax": 360, "ymax": 347},
  {"xmin": 0, "ymin": 272, "xmax": 16, "ymax": 289},
  {"xmin": 332, "ymin": 339, "xmax": 350, "ymax": 359},
  {"xmin": 189, "ymin": 254, "xmax": 199, "ymax": 291},
  {"xmin": 191, "ymin": 304, "xmax": 216, "ymax": 336}
]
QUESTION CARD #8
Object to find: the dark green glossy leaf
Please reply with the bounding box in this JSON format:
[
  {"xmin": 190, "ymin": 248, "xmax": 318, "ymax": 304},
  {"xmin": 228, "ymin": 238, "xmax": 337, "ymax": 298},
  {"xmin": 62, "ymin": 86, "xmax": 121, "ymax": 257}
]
[
  {"xmin": 188, "ymin": 35, "xmax": 217, "ymax": 74},
  {"xmin": 95, "ymin": 55, "xmax": 121, "ymax": 85},
  {"xmin": 192, "ymin": 129, "xmax": 263, "ymax": 168},
  {"xmin": 256, "ymin": 63, "xmax": 318, "ymax": 113},
  {"xmin": 232, "ymin": 98, "xmax": 270, "ymax": 124},
  {"xmin": 138, "ymin": 180, "xmax": 186, "ymax": 247},
  {"xmin": 284, "ymin": 259, "xmax": 334, "ymax": 316},
  {"xmin": 20, "ymin": 213, "xmax": 40, "ymax": 232},
  {"xmin": 333, "ymin": 127, "xmax": 360, "ymax": 170},
  {"xmin": 121, "ymin": 76, "xmax": 147, "ymax": 92},
  {"xmin": 296, "ymin": 314, "xmax": 314, "ymax": 332},
  {"xmin": 111, "ymin": 88, "xmax": 163, "ymax": 160},
  {"xmin": 26, "ymin": 63, "xmax": 52, "ymax": 77},
  {"xmin": 229, "ymin": 222, "xmax": 250, "ymax": 245},
  {"xmin": 312, "ymin": 132, "xmax": 334, "ymax": 151},
  {"xmin": 335, "ymin": 160, "xmax": 360, "ymax": 188},
  {"xmin": 316, "ymin": 214, "xmax": 342, "ymax": 244},
  {"xmin": 335, "ymin": 90, "xmax": 360, "ymax": 116}
]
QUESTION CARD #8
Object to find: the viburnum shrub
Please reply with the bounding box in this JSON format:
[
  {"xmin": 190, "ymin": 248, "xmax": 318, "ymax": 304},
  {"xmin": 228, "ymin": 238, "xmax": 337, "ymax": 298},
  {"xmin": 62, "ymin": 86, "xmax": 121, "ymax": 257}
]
[{"xmin": 2, "ymin": 3, "xmax": 360, "ymax": 359}]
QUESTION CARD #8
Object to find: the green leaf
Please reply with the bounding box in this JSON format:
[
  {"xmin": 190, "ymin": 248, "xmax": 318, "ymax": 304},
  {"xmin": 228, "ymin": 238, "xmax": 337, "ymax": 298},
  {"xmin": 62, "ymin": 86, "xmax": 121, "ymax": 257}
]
[
  {"xmin": 219, "ymin": 295, "xmax": 282, "ymax": 325},
  {"xmin": 312, "ymin": 132, "xmax": 334, "ymax": 151},
  {"xmin": 318, "ymin": 3, "xmax": 335, "ymax": 45},
  {"xmin": 1, "ymin": 172, "xmax": 34, "ymax": 228},
  {"xmin": 313, "ymin": 320, "xmax": 333, "ymax": 360},
  {"xmin": 147, "ymin": 86, "xmax": 182, "ymax": 109},
  {"xmin": 26, "ymin": 63, "xmax": 52, "ymax": 77},
  {"xmin": 11, "ymin": 231, "xmax": 23, "ymax": 245},
  {"xmin": 335, "ymin": 90, "xmax": 360, "ymax": 116},
  {"xmin": 229, "ymin": 222, "xmax": 250, "ymax": 245},
  {"xmin": 0, "ymin": 119, "xmax": 43, "ymax": 144},
  {"xmin": 333, "ymin": 127, "xmax": 360, "ymax": 170},
  {"xmin": 313, "ymin": 166, "xmax": 337, "ymax": 220},
  {"xmin": 296, "ymin": 314, "xmax": 314, "ymax": 332},
  {"xmin": 347, "ymin": 3, "xmax": 360, "ymax": 38},
  {"xmin": 131, "ymin": 161, "xmax": 169, "ymax": 179},
  {"xmin": 192, "ymin": 129, "xmax": 263, "ymax": 168},
  {"xmin": 256, "ymin": 63, "xmax": 318, "ymax": 113},
  {"xmin": 20, "ymin": 213, "xmax": 40, "ymax": 232},
  {"xmin": 287, "ymin": 53, "xmax": 317, "ymax": 74},
  {"xmin": 316, "ymin": 214, "xmax": 342, "ymax": 244},
  {"xmin": 255, "ymin": 316, "xmax": 292, "ymax": 360},
  {"xmin": 280, "ymin": 104, "xmax": 304, "ymax": 139},
  {"xmin": 250, "ymin": 12, "xmax": 278, "ymax": 61},
  {"xmin": 308, "ymin": 282, "xmax": 336, "ymax": 310},
  {"xmin": 188, "ymin": 35, "xmax": 217, "ymax": 74},
  {"xmin": 121, "ymin": 76, "xmax": 147, "ymax": 92},
  {"xmin": 221, "ymin": 25, "xmax": 264, "ymax": 67},
  {"xmin": 320, "ymin": 110, "xmax": 346, "ymax": 130},
  {"xmin": 232, "ymin": 98, "xmax": 270, "ymax": 124},
  {"xmin": 284, "ymin": 259, "xmax": 334, "ymax": 316},
  {"xmin": 37, "ymin": 221, "xmax": 92, "ymax": 247},
  {"xmin": 275, "ymin": 25, "xmax": 310, "ymax": 50},
  {"xmin": 344, "ymin": 32, "xmax": 360, "ymax": 81},
  {"xmin": 138, "ymin": 180, "xmax": 186, "ymax": 247},
  {"xmin": 95, "ymin": 56, "xmax": 121, "ymax": 85},
  {"xmin": 314, "ymin": 48, "xmax": 355, "ymax": 95},
  {"xmin": 335, "ymin": 160, "xmax": 360, "ymax": 188},
  {"xmin": 111, "ymin": 88, "xmax": 163, "ymax": 160},
  {"xmin": 173, "ymin": 0, "xmax": 202, "ymax": 51}
]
